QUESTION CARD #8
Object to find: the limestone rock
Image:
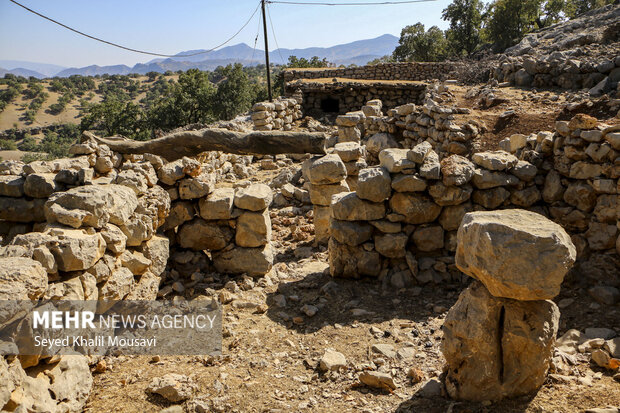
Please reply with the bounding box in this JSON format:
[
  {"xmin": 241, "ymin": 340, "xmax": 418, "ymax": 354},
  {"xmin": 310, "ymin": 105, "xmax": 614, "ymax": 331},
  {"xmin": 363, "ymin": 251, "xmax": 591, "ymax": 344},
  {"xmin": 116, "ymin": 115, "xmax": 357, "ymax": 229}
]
[
  {"xmin": 147, "ymin": 374, "xmax": 196, "ymax": 402},
  {"xmin": 456, "ymin": 210, "xmax": 576, "ymax": 300},
  {"xmin": 472, "ymin": 187, "xmax": 511, "ymax": 209},
  {"xmin": 236, "ymin": 210, "xmax": 271, "ymax": 247},
  {"xmin": 212, "ymin": 244, "xmax": 274, "ymax": 276},
  {"xmin": 234, "ymin": 184, "xmax": 273, "ymax": 211},
  {"xmin": 330, "ymin": 220, "xmax": 374, "ymax": 246},
  {"xmin": 0, "ymin": 257, "xmax": 47, "ymax": 300},
  {"xmin": 199, "ymin": 188, "xmax": 234, "ymax": 220},
  {"xmin": 357, "ymin": 167, "xmax": 391, "ymax": 202},
  {"xmin": 334, "ymin": 142, "xmax": 365, "ymax": 162},
  {"xmin": 412, "ymin": 226, "xmax": 444, "ymax": 251},
  {"xmin": 328, "ymin": 238, "xmax": 381, "ymax": 278},
  {"xmin": 319, "ymin": 349, "xmax": 347, "ymax": 372},
  {"xmin": 359, "ymin": 371, "xmax": 397, "ymax": 390},
  {"xmin": 428, "ymin": 183, "xmax": 472, "ymax": 206},
  {"xmin": 157, "ymin": 157, "xmax": 201, "ymax": 185},
  {"xmin": 99, "ymin": 267, "xmax": 134, "ymax": 300},
  {"xmin": 178, "ymin": 173, "xmax": 215, "ymax": 199},
  {"xmin": 0, "ymin": 197, "xmax": 46, "ymax": 222},
  {"xmin": 391, "ymin": 174, "xmax": 427, "ymax": 192},
  {"xmin": 375, "ymin": 232, "xmax": 408, "ymax": 258},
  {"xmin": 472, "ymin": 169, "xmax": 519, "ymax": 189},
  {"xmin": 24, "ymin": 173, "xmax": 61, "ymax": 198},
  {"xmin": 331, "ymin": 192, "xmax": 385, "ymax": 221},
  {"xmin": 366, "ymin": 133, "xmax": 398, "ymax": 156},
  {"xmin": 305, "ymin": 154, "xmax": 347, "ymax": 185},
  {"xmin": 138, "ymin": 235, "xmax": 169, "ymax": 276},
  {"xmin": 442, "ymin": 281, "xmax": 559, "ymax": 401},
  {"xmin": 0, "ymin": 175, "xmax": 25, "ymax": 197},
  {"xmin": 472, "ymin": 151, "xmax": 519, "ymax": 171},
  {"xmin": 441, "ymin": 155, "xmax": 475, "ymax": 186},
  {"xmin": 407, "ymin": 141, "xmax": 433, "ymax": 164},
  {"xmin": 177, "ymin": 219, "xmax": 233, "ymax": 251},
  {"xmin": 308, "ymin": 181, "xmax": 349, "ymax": 206},
  {"xmin": 379, "ymin": 149, "xmax": 416, "ymax": 174},
  {"xmin": 419, "ymin": 150, "xmax": 441, "ymax": 179},
  {"xmin": 568, "ymin": 113, "xmax": 597, "ymax": 130},
  {"xmin": 46, "ymin": 228, "xmax": 106, "ymax": 272},
  {"xmin": 100, "ymin": 223, "xmax": 127, "ymax": 254},
  {"xmin": 45, "ymin": 185, "xmax": 138, "ymax": 229},
  {"xmin": 389, "ymin": 193, "xmax": 442, "ymax": 224}
]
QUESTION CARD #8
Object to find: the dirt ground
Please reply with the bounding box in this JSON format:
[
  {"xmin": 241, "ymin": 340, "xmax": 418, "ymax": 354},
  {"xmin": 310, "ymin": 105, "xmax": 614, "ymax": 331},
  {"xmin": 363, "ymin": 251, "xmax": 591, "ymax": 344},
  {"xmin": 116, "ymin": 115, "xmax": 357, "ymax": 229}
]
[{"xmin": 84, "ymin": 240, "xmax": 620, "ymax": 413}]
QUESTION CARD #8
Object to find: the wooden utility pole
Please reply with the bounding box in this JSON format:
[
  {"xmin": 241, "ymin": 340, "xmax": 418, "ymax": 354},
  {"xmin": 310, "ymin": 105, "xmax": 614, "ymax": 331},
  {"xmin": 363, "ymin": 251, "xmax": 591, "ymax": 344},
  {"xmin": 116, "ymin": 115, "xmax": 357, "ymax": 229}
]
[{"xmin": 261, "ymin": 0, "xmax": 273, "ymax": 102}]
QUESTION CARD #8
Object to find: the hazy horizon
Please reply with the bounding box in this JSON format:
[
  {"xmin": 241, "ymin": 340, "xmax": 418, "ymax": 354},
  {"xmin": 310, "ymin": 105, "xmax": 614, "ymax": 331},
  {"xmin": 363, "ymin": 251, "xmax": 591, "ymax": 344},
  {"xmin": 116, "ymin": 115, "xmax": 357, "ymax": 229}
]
[{"xmin": 0, "ymin": 0, "xmax": 455, "ymax": 68}]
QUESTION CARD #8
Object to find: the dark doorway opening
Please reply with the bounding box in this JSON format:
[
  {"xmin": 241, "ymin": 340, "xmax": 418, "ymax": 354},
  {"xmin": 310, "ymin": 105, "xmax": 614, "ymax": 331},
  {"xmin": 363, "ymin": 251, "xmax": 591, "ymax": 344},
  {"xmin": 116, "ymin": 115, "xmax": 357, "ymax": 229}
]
[{"xmin": 320, "ymin": 97, "xmax": 340, "ymax": 113}]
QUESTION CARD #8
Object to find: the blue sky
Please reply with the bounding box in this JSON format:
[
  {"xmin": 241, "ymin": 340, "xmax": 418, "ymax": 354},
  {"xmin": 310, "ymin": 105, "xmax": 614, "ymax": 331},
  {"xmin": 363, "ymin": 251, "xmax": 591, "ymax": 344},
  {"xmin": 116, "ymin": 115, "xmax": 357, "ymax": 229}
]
[{"xmin": 0, "ymin": 0, "xmax": 455, "ymax": 68}]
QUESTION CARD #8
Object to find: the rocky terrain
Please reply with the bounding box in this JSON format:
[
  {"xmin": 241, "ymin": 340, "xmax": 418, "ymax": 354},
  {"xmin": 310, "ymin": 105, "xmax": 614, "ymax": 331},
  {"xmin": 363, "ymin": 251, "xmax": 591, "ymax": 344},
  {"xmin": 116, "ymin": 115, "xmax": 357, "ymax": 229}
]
[{"xmin": 1, "ymin": 5, "xmax": 620, "ymax": 413}]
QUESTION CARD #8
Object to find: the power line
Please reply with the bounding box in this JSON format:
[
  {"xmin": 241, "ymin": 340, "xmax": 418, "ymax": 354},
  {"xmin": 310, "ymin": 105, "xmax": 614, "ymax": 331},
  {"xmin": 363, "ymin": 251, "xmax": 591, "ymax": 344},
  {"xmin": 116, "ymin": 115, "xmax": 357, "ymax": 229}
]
[
  {"xmin": 7, "ymin": 0, "xmax": 262, "ymax": 58},
  {"xmin": 267, "ymin": 0, "xmax": 437, "ymax": 5},
  {"xmin": 266, "ymin": 3, "xmax": 286, "ymax": 65},
  {"xmin": 250, "ymin": 8, "xmax": 263, "ymax": 64}
]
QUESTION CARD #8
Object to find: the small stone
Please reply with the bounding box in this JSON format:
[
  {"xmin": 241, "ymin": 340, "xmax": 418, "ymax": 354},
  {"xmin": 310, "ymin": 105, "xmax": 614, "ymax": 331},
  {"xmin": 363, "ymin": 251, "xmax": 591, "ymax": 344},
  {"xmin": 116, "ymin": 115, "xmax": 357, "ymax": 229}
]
[
  {"xmin": 319, "ymin": 349, "xmax": 346, "ymax": 372},
  {"xmin": 359, "ymin": 371, "xmax": 397, "ymax": 390}
]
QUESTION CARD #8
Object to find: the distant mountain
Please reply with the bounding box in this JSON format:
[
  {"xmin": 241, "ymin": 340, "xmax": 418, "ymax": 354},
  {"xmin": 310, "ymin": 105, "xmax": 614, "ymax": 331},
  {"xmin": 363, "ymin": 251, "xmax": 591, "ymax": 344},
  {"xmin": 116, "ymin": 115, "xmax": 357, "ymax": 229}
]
[
  {"xmin": 0, "ymin": 60, "xmax": 66, "ymax": 77},
  {"xmin": 55, "ymin": 64, "xmax": 133, "ymax": 77},
  {"xmin": 4, "ymin": 34, "xmax": 399, "ymax": 78},
  {"xmin": 0, "ymin": 66, "xmax": 46, "ymax": 78}
]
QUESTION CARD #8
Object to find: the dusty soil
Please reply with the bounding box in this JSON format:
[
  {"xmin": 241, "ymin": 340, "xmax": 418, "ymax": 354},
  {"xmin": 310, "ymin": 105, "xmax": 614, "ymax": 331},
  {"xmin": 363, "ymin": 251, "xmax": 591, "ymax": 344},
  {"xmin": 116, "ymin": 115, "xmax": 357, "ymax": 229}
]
[{"xmin": 84, "ymin": 237, "xmax": 620, "ymax": 412}]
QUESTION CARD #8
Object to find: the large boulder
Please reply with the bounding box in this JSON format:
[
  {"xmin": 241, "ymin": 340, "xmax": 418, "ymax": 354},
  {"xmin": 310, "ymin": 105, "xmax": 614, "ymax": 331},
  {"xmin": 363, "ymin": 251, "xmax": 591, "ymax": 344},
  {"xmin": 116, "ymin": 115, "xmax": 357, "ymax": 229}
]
[
  {"xmin": 45, "ymin": 185, "xmax": 138, "ymax": 229},
  {"xmin": 199, "ymin": 188, "xmax": 234, "ymax": 220},
  {"xmin": 442, "ymin": 281, "xmax": 559, "ymax": 401},
  {"xmin": 456, "ymin": 210, "xmax": 576, "ymax": 300}
]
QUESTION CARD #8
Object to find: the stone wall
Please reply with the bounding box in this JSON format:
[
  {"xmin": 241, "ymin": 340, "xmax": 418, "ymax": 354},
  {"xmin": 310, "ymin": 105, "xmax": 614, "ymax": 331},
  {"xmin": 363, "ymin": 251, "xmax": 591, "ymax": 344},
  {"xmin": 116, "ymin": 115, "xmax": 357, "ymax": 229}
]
[
  {"xmin": 286, "ymin": 80, "xmax": 428, "ymax": 115},
  {"xmin": 324, "ymin": 114, "xmax": 619, "ymax": 287},
  {"xmin": 491, "ymin": 54, "xmax": 620, "ymax": 91},
  {"xmin": 251, "ymin": 97, "xmax": 302, "ymax": 131},
  {"xmin": 0, "ymin": 137, "xmax": 276, "ymax": 303},
  {"xmin": 282, "ymin": 62, "xmax": 464, "ymax": 83}
]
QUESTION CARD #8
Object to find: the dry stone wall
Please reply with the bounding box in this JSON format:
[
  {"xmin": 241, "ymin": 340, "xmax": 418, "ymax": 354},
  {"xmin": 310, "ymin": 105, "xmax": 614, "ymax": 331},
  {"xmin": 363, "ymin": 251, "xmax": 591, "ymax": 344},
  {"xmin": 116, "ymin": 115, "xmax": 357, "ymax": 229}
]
[
  {"xmin": 282, "ymin": 62, "xmax": 463, "ymax": 83},
  {"xmin": 286, "ymin": 80, "xmax": 427, "ymax": 114},
  {"xmin": 492, "ymin": 54, "xmax": 620, "ymax": 91},
  {"xmin": 0, "ymin": 135, "xmax": 276, "ymax": 411},
  {"xmin": 324, "ymin": 113, "xmax": 618, "ymax": 287},
  {"xmin": 251, "ymin": 97, "xmax": 302, "ymax": 131}
]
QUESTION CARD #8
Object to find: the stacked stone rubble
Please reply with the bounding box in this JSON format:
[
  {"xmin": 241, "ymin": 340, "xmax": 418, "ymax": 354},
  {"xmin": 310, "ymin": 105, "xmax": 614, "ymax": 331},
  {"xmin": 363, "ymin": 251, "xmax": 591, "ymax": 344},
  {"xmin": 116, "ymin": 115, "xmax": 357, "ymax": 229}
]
[
  {"xmin": 167, "ymin": 182, "xmax": 274, "ymax": 279},
  {"xmin": 442, "ymin": 209, "xmax": 576, "ymax": 401},
  {"xmin": 251, "ymin": 97, "xmax": 302, "ymax": 131},
  {"xmin": 327, "ymin": 113, "xmax": 619, "ymax": 285},
  {"xmin": 302, "ymin": 154, "xmax": 350, "ymax": 245},
  {"xmin": 333, "ymin": 141, "xmax": 367, "ymax": 192}
]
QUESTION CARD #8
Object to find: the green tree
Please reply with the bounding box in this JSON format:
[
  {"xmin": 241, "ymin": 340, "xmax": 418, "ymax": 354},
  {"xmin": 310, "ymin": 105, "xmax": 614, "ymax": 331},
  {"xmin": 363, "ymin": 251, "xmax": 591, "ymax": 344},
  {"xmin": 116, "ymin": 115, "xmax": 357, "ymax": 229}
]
[
  {"xmin": 213, "ymin": 64, "xmax": 252, "ymax": 120},
  {"xmin": 285, "ymin": 55, "xmax": 330, "ymax": 68},
  {"xmin": 564, "ymin": 0, "xmax": 615, "ymax": 17},
  {"xmin": 393, "ymin": 23, "xmax": 448, "ymax": 62},
  {"xmin": 148, "ymin": 68, "xmax": 216, "ymax": 130},
  {"xmin": 483, "ymin": 0, "xmax": 573, "ymax": 51},
  {"xmin": 81, "ymin": 98, "xmax": 149, "ymax": 140},
  {"xmin": 442, "ymin": 0, "xmax": 484, "ymax": 56}
]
